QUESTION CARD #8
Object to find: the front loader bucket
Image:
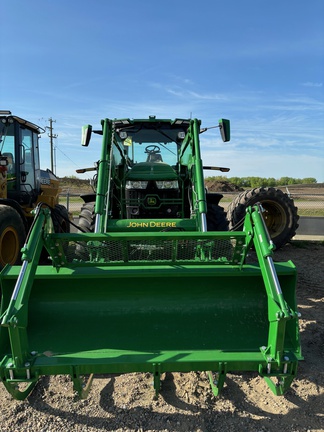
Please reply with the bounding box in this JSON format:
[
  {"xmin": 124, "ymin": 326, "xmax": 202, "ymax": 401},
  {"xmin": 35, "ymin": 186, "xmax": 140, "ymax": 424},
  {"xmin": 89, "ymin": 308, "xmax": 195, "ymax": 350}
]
[{"xmin": 0, "ymin": 207, "xmax": 302, "ymax": 400}]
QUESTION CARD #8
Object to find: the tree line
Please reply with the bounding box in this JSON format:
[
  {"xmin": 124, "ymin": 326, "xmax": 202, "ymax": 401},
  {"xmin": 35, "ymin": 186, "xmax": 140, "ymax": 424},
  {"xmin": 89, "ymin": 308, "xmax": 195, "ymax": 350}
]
[{"xmin": 205, "ymin": 176, "xmax": 317, "ymax": 188}]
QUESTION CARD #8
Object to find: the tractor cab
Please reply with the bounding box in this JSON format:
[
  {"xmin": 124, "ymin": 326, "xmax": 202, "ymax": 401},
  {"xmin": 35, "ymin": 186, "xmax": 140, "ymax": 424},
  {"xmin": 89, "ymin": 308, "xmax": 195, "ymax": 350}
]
[
  {"xmin": 115, "ymin": 118, "xmax": 190, "ymax": 219},
  {"xmin": 0, "ymin": 111, "xmax": 42, "ymax": 205}
]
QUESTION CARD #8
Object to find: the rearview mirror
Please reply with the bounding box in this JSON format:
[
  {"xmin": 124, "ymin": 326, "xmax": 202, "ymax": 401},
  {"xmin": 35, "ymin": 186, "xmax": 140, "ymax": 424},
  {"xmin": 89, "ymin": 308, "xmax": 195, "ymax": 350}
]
[
  {"xmin": 219, "ymin": 119, "xmax": 230, "ymax": 142},
  {"xmin": 81, "ymin": 125, "xmax": 92, "ymax": 147}
]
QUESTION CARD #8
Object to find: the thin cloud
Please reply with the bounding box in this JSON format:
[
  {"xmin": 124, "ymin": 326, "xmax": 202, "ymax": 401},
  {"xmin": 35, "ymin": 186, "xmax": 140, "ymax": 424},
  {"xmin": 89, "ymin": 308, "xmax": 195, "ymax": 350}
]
[{"xmin": 301, "ymin": 82, "xmax": 323, "ymax": 88}]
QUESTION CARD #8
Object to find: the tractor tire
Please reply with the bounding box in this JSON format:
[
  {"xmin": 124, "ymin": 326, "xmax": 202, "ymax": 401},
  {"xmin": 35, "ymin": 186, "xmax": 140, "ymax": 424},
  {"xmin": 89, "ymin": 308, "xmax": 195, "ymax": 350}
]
[
  {"xmin": 40, "ymin": 204, "xmax": 71, "ymax": 264},
  {"xmin": 75, "ymin": 202, "xmax": 95, "ymax": 260},
  {"xmin": 206, "ymin": 203, "xmax": 229, "ymax": 231},
  {"xmin": 53, "ymin": 204, "xmax": 70, "ymax": 233},
  {"xmin": 0, "ymin": 205, "xmax": 26, "ymax": 268},
  {"xmin": 78, "ymin": 202, "xmax": 95, "ymax": 233},
  {"xmin": 206, "ymin": 203, "xmax": 232, "ymax": 260},
  {"xmin": 226, "ymin": 187, "xmax": 299, "ymax": 249}
]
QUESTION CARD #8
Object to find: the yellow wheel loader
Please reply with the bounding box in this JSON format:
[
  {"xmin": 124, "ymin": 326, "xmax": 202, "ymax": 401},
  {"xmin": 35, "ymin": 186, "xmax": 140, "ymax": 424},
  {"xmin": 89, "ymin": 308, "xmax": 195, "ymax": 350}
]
[{"xmin": 0, "ymin": 111, "xmax": 69, "ymax": 268}]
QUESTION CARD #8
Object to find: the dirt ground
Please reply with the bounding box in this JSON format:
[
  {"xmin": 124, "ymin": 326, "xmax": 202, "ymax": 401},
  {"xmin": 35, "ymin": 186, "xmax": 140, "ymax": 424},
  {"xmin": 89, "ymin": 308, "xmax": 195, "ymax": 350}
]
[{"xmin": 0, "ymin": 241, "xmax": 323, "ymax": 432}]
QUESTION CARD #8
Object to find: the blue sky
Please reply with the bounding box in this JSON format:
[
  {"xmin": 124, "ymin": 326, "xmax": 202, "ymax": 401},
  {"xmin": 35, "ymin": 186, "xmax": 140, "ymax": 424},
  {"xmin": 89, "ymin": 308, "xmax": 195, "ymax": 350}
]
[{"xmin": 2, "ymin": 0, "xmax": 324, "ymax": 182}]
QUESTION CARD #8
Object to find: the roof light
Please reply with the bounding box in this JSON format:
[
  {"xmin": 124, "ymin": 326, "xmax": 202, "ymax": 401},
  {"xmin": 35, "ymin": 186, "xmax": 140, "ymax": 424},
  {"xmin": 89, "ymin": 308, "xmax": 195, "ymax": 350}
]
[{"xmin": 119, "ymin": 131, "xmax": 128, "ymax": 140}]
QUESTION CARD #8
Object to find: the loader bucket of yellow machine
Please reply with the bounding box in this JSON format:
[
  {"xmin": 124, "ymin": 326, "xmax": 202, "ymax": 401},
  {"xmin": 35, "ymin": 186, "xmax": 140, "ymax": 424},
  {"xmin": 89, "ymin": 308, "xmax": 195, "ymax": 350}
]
[{"xmin": 0, "ymin": 206, "xmax": 302, "ymax": 400}]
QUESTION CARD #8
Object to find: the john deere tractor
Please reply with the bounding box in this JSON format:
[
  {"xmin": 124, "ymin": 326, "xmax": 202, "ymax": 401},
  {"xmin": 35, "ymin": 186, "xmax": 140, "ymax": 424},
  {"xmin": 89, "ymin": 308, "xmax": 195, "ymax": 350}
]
[
  {"xmin": 77, "ymin": 116, "xmax": 231, "ymax": 235},
  {"xmin": 0, "ymin": 111, "xmax": 69, "ymax": 268},
  {"xmin": 78, "ymin": 116, "xmax": 299, "ymax": 248},
  {"xmin": 0, "ymin": 116, "xmax": 302, "ymax": 401}
]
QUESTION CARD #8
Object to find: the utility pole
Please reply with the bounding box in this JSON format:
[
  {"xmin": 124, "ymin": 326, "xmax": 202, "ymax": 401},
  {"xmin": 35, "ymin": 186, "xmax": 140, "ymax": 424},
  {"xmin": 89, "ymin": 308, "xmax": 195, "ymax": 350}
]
[{"xmin": 47, "ymin": 118, "xmax": 57, "ymax": 174}]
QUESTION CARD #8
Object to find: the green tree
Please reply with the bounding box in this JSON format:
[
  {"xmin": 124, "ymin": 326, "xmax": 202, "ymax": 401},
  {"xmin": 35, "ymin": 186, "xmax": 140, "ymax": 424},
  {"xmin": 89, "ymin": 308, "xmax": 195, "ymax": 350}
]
[
  {"xmin": 228, "ymin": 177, "xmax": 241, "ymax": 187},
  {"xmin": 301, "ymin": 178, "xmax": 317, "ymax": 184},
  {"xmin": 250, "ymin": 177, "xmax": 265, "ymax": 187},
  {"xmin": 278, "ymin": 177, "xmax": 291, "ymax": 186},
  {"xmin": 204, "ymin": 176, "xmax": 318, "ymax": 188},
  {"xmin": 266, "ymin": 177, "xmax": 276, "ymax": 187}
]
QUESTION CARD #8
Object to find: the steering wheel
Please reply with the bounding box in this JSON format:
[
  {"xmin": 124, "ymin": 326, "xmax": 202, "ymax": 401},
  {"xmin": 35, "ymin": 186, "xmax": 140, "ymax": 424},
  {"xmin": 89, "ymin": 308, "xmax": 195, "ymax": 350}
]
[{"xmin": 145, "ymin": 145, "xmax": 161, "ymax": 154}]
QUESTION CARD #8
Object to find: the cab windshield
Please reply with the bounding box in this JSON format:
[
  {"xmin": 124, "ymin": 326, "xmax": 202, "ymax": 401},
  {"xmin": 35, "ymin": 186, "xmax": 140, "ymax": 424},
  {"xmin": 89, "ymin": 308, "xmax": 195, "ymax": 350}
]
[
  {"xmin": 0, "ymin": 122, "xmax": 15, "ymax": 174},
  {"xmin": 119, "ymin": 125, "xmax": 186, "ymax": 166}
]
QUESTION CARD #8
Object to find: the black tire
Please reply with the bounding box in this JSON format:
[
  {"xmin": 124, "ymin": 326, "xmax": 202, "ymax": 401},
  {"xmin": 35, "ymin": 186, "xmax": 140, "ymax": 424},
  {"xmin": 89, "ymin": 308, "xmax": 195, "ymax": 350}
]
[
  {"xmin": 75, "ymin": 202, "xmax": 95, "ymax": 260},
  {"xmin": 206, "ymin": 203, "xmax": 232, "ymax": 261},
  {"xmin": 0, "ymin": 205, "xmax": 26, "ymax": 268},
  {"xmin": 78, "ymin": 202, "xmax": 95, "ymax": 233},
  {"xmin": 226, "ymin": 187, "xmax": 299, "ymax": 249},
  {"xmin": 53, "ymin": 204, "xmax": 70, "ymax": 233},
  {"xmin": 206, "ymin": 203, "xmax": 229, "ymax": 231},
  {"xmin": 40, "ymin": 205, "xmax": 70, "ymax": 264}
]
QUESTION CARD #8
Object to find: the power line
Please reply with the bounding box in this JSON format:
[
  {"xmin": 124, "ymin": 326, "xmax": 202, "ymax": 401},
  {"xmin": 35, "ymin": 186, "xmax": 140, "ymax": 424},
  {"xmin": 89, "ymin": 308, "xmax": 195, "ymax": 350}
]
[
  {"xmin": 43, "ymin": 118, "xmax": 92, "ymax": 179},
  {"xmin": 45, "ymin": 118, "xmax": 57, "ymax": 174},
  {"xmin": 54, "ymin": 143, "xmax": 92, "ymax": 179}
]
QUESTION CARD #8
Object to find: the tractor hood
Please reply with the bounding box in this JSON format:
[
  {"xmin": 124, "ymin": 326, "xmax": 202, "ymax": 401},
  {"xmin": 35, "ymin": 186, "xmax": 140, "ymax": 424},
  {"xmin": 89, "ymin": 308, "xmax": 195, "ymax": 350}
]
[{"xmin": 125, "ymin": 162, "xmax": 178, "ymax": 181}]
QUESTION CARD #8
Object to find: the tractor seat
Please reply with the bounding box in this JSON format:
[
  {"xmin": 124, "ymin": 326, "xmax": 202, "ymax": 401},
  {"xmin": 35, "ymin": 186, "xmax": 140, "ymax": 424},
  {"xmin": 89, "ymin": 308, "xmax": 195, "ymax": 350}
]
[
  {"xmin": 3, "ymin": 152, "xmax": 15, "ymax": 174},
  {"xmin": 147, "ymin": 153, "xmax": 163, "ymax": 163}
]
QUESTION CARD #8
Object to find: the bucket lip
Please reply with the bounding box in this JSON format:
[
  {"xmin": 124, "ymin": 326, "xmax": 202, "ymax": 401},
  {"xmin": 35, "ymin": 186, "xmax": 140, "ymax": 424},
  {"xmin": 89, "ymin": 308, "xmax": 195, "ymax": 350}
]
[
  {"xmin": 7, "ymin": 348, "xmax": 300, "ymax": 374},
  {"xmin": 25, "ymin": 349, "xmax": 269, "ymax": 367},
  {"xmin": 1, "ymin": 261, "xmax": 297, "ymax": 279}
]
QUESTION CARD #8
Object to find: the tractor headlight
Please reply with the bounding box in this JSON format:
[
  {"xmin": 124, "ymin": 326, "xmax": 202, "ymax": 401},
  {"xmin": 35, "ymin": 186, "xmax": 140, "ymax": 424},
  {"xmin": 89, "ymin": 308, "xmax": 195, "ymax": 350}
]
[
  {"xmin": 126, "ymin": 181, "xmax": 148, "ymax": 189},
  {"xmin": 155, "ymin": 180, "xmax": 179, "ymax": 189}
]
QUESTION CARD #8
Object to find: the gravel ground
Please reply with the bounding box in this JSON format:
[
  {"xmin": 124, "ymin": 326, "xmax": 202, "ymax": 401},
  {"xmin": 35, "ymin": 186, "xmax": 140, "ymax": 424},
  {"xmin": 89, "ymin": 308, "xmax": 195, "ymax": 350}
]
[{"xmin": 0, "ymin": 241, "xmax": 323, "ymax": 432}]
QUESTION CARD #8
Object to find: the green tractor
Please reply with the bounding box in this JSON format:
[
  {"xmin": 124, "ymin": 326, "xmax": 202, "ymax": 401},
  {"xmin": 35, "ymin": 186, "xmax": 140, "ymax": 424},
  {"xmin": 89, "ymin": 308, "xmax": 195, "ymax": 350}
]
[
  {"xmin": 78, "ymin": 116, "xmax": 298, "ymax": 249},
  {"xmin": 77, "ymin": 116, "xmax": 231, "ymax": 235},
  {"xmin": 0, "ymin": 116, "xmax": 302, "ymax": 401}
]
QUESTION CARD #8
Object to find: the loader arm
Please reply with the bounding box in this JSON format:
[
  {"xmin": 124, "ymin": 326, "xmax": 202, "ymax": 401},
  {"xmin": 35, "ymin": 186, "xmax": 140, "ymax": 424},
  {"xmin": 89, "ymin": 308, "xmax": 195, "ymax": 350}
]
[
  {"xmin": 0, "ymin": 205, "xmax": 302, "ymax": 400},
  {"xmin": 94, "ymin": 118, "xmax": 113, "ymax": 233}
]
